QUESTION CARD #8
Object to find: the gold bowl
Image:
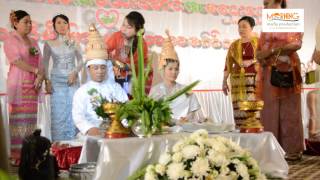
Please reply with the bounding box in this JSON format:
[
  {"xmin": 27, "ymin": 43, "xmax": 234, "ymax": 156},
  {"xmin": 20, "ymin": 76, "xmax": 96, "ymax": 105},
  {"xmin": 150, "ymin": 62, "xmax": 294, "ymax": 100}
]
[
  {"xmin": 102, "ymin": 103, "xmax": 130, "ymax": 138},
  {"xmin": 238, "ymin": 100, "xmax": 264, "ymax": 111},
  {"xmin": 103, "ymin": 103, "xmax": 119, "ymax": 114}
]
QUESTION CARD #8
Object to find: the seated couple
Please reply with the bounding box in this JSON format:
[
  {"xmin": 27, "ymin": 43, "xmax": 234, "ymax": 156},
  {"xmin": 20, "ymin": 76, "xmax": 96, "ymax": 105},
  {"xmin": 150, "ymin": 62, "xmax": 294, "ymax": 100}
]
[{"xmin": 72, "ymin": 26, "xmax": 203, "ymax": 136}]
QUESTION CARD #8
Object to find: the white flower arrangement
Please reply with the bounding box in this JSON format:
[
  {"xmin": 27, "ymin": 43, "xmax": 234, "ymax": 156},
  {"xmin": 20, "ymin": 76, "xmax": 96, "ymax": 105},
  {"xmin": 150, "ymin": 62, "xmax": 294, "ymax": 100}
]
[{"xmin": 129, "ymin": 129, "xmax": 266, "ymax": 180}]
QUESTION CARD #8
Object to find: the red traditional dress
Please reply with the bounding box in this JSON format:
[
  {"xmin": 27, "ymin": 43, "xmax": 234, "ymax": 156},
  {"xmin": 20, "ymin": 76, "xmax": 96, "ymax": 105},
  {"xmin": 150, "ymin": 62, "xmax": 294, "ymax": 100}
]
[
  {"xmin": 224, "ymin": 37, "xmax": 260, "ymax": 128},
  {"xmin": 106, "ymin": 31, "xmax": 153, "ymax": 94}
]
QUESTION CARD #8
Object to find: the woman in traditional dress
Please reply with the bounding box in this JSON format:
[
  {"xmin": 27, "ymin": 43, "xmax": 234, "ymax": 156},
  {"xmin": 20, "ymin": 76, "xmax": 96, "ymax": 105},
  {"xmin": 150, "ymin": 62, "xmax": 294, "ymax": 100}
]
[
  {"xmin": 257, "ymin": 0, "xmax": 304, "ymax": 160},
  {"xmin": 149, "ymin": 31, "xmax": 203, "ymax": 124},
  {"xmin": 43, "ymin": 14, "xmax": 83, "ymax": 141},
  {"xmin": 106, "ymin": 11, "xmax": 152, "ymax": 94},
  {"xmin": 3, "ymin": 10, "xmax": 44, "ymax": 165},
  {"xmin": 222, "ymin": 16, "xmax": 260, "ymax": 128}
]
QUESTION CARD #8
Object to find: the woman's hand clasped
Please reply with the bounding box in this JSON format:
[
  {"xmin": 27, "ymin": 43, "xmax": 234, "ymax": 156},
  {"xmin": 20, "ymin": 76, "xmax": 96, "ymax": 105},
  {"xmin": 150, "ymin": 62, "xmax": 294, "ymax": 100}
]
[{"xmin": 34, "ymin": 69, "xmax": 45, "ymax": 90}]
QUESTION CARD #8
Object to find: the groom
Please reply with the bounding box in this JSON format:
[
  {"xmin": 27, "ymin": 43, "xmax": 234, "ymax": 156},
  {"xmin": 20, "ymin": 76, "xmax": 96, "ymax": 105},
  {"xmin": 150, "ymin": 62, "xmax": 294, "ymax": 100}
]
[{"xmin": 72, "ymin": 25, "xmax": 128, "ymax": 136}]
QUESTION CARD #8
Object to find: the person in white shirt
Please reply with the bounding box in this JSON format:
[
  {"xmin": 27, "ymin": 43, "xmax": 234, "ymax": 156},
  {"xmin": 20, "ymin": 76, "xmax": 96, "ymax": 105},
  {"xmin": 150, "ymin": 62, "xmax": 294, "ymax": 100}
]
[{"xmin": 72, "ymin": 24, "xmax": 128, "ymax": 136}]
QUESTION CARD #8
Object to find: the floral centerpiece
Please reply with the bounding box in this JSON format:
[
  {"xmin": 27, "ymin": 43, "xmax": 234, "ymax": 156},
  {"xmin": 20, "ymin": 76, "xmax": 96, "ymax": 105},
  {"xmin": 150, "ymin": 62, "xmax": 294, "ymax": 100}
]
[
  {"xmin": 129, "ymin": 129, "xmax": 266, "ymax": 180},
  {"xmin": 88, "ymin": 88, "xmax": 111, "ymax": 119},
  {"xmin": 88, "ymin": 88, "xmax": 131, "ymax": 137},
  {"xmin": 116, "ymin": 29, "xmax": 199, "ymax": 136}
]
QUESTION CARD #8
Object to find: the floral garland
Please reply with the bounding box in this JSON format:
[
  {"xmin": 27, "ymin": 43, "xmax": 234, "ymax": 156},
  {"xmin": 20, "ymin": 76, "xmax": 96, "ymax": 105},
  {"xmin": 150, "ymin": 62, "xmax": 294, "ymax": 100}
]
[{"xmin": 129, "ymin": 129, "xmax": 266, "ymax": 180}]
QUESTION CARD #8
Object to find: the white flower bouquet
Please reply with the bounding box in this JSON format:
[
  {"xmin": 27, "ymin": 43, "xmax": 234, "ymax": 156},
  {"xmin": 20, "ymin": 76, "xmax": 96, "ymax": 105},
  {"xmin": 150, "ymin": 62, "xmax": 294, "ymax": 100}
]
[{"xmin": 128, "ymin": 129, "xmax": 266, "ymax": 180}]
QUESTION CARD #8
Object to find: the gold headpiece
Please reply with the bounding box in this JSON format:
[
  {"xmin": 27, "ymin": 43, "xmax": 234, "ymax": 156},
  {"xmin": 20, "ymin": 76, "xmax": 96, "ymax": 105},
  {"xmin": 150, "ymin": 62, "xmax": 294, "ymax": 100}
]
[
  {"xmin": 85, "ymin": 24, "xmax": 108, "ymax": 60},
  {"xmin": 159, "ymin": 29, "xmax": 179, "ymax": 70}
]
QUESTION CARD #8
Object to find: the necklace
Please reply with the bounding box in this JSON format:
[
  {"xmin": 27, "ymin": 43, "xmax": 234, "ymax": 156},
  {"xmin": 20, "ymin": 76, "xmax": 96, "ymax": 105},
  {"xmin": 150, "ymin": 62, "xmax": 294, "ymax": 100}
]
[{"xmin": 120, "ymin": 39, "xmax": 133, "ymax": 59}]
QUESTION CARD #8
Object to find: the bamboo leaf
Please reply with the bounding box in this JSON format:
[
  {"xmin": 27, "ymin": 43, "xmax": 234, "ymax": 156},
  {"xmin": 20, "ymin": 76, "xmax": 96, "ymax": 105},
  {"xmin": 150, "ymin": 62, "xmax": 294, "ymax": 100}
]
[
  {"xmin": 129, "ymin": 40, "xmax": 138, "ymax": 98},
  {"xmin": 137, "ymin": 29, "xmax": 145, "ymax": 98},
  {"xmin": 130, "ymin": 40, "xmax": 136, "ymax": 80},
  {"xmin": 165, "ymin": 80, "xmax": 200, "ymax": 102}
]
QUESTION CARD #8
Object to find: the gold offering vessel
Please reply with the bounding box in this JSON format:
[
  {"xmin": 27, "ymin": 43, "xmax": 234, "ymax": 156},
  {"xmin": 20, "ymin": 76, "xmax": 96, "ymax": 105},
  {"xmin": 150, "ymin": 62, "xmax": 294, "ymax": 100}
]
[
  {"xmin": 103, "ymin": 103, "xmax": 130, "ymax": 138},
  {"xmin": 238, "ymin": 100, "xmax": 264, "ymax": 133}
]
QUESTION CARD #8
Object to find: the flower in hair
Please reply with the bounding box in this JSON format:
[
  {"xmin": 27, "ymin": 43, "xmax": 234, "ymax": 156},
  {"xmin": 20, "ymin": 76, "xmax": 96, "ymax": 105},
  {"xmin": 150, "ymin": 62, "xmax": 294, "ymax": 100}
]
[{"xmin": 9, "ymin": 10, "xmax": 17, "ymax": 28}]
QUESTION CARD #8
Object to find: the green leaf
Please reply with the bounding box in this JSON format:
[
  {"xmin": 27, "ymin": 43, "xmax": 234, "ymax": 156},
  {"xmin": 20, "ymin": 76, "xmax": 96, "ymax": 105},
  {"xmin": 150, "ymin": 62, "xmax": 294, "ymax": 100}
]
[
  {"xmin": 165, "ymin": 80, "xmax": 200, "ymax": 102},
  {"xmin": 127, "ymin": 166, "xmax": 147, "ymax": 180},
  {"xmin": 137, "ymin": 29, "xmax": 145, "ymax": 99},
  {"xmin": 116, "ymin": 29, "xmax": 199, "ymax": 136},
  {"xmin": 129, "ymin": 40, "xmax": 137, "ymax": 98}
]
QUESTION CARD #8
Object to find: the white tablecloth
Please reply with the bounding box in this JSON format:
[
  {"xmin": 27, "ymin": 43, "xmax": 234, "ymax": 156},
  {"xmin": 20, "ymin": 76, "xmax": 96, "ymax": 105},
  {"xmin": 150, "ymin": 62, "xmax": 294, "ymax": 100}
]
[
  {"xmin": 79, "ymin": 132, "xmax": 288, "ymax": 180},
  {"xmin": 0, "ymin": 89, "xmax": 311, "ymax": 144}
]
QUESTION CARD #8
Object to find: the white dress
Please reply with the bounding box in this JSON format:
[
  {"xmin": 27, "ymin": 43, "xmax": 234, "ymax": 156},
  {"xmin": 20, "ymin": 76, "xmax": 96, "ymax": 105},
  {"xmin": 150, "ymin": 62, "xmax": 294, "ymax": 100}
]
[{"xmin": 149, "ymin": 82, "xmax": 201, "ymax": 123}]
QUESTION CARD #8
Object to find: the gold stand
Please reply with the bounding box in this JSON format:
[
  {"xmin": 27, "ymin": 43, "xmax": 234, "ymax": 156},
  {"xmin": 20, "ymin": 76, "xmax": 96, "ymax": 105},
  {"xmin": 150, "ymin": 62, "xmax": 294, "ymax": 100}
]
[
  {"xmin": 103, "ymin": 103, "xmax": 131, "ymax": 138},
  {"xmin": 238, "ymin": 100, "xmax": 264, "ymax": 133}
]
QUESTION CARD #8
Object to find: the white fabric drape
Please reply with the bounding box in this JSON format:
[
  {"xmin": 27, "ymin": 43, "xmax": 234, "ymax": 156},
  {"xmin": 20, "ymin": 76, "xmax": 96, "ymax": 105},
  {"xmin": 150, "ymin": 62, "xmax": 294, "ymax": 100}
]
[
  {"xmin": 79, "ymin": 132, "xmax": 288, "ymax": 179},
  {"xmin": 194, "ymin": 91, "xmax": 234, "ymax": 124},
  {"xmin": 0, "ymin": 90, "xmax": 311, "ymax": 144}
]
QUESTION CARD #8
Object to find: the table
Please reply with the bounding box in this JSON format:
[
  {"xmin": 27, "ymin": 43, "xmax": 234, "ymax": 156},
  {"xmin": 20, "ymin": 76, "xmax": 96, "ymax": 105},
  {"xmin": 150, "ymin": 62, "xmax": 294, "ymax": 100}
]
[{"xmin": 79, "ymin": 132, "xmax": 288, "ymax": 180}]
